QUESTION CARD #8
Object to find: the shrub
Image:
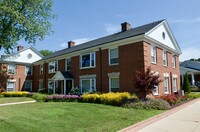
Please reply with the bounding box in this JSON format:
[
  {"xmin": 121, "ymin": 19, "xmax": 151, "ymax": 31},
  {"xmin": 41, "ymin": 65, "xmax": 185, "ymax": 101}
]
[
  {"xmin": 187, "ymin": 92, "xmax": 200, "ymax": 99},
  {"xmin": 46, "ymin": 95, "xmax": 82, "ymax": 102},
  {"xmin": 31, "ymin": 93, "xmax": 47, "ymax": 102},
  {"xmin": 158, "ymin": 94, "xmax": 189, "ymax": 105},
  {"xmin": 182, "ymin": 72, "xmax": 191, "ymax": 93},
  {"xmin": 2, "ymin": 91, "xmax": 29, "ymax": 97},
  {"xmin": 190, "ymin": 86, "xmax": 200, "ymax": 92},
  {"xmin": 69, "ymin": 87, "xmax": 80, "ymax": 95},
  {"xmin": 123, "ymin": 98, "xmax": 170, "ymax": 110},
  {"xmin": 38, "ymin": 88, "xmax": 47, "ymax": 94},
  {"xmin": 82, "ymin": 92, "xmax": 131, "ymax": 106}
]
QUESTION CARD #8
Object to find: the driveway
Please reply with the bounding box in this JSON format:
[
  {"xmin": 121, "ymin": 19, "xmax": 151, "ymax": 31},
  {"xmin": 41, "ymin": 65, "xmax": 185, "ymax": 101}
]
[{"xmin": 120, "ymin": 98, "xmax": 200, "ymax": 132}]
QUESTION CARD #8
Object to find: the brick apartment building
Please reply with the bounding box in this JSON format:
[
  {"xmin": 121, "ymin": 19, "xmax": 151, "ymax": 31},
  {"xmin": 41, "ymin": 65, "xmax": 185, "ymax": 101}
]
[{"xmin": 0, "ymin": 19, "xmax": 182, "ymax": 96}]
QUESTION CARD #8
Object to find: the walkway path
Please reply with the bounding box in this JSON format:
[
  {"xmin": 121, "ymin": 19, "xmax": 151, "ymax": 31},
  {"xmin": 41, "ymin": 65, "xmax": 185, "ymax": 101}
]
[
  {"xmin": 120, "ymin": 98, "xmax": 200, "ymax": 132},
  {"xmin": 0, "ymin": 100, "xmax": 36, "ymax": 106}
]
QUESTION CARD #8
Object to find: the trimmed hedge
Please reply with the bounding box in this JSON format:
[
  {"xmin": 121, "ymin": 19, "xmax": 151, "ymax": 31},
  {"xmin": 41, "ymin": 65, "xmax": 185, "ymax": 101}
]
[
  {"xmin": 2, "ymin": 92, "xmax": 29, "ymax": 97},
  {"xmin": 82, "ymin": 92, "xmax": 131, "ymax": 106},
  {"xmin": 46, "ymin": 95, "xmax": 82, "ymax": 102},
  {"xmin": 187, "ymin": 92, "xmax": 200, "ymax": 99}
]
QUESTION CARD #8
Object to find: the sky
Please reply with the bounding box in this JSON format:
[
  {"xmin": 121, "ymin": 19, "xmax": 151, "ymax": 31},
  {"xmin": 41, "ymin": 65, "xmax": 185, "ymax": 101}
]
[{"xmin": 3, "ymin": 0, "xmax": 200, "ymax": 61}]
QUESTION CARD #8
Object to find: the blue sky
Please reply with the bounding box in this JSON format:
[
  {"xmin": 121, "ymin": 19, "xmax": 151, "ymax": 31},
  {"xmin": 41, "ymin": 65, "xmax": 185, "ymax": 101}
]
[{"xmin": 4, "ymin": 0, "xmax": 200, "ymax": 61}]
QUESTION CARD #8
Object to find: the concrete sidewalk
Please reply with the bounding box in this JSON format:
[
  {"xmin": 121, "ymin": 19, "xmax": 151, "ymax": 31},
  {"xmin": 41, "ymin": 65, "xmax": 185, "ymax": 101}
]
[
  {"xmin": 0, "ymin": 100, "xmax": 36, "ymax": 106},
  {"xmin": 120, "ymin": 98, "xmax": 200, "ymax": 132}
]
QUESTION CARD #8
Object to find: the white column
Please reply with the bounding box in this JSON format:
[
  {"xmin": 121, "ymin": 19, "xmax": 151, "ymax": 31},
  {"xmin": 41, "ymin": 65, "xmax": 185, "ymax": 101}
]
[
  {"xmin": 191, "ymin": 74, "xmax": 195, "ymax": 86},
  {"xmin": 72, "ymin": 79, "xmax": 74, "ymax": 88},
  {"xmin": 64, "ymin": 79, "xmax": 66, "ymax": 95},
  {"xmin": 181, "ymin": 75, "xmax": 184, "ymax": 85}
]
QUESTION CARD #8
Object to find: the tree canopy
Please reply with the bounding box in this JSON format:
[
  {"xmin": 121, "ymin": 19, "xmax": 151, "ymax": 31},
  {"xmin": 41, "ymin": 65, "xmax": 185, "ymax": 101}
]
[
  {"xmin": 40, "ymin": 50, "xmax": 53, "ymax": 56},
  {"xmin": 0, "ymin": 0, "xmax": 55, "ymax": 53}
]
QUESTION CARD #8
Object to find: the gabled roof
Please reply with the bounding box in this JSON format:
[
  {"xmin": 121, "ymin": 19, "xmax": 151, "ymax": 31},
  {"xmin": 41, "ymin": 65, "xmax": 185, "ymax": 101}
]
[{"xmin": 40, "ymin": 20, "xmax": 165, "ymax": 61}]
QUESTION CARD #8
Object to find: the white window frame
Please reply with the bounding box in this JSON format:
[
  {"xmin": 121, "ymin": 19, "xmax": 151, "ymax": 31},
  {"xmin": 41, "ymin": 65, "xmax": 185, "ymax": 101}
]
[
  {"xmin": 80, "ymin": 78, "xmax": 96, "ymax": 93},
  {"xmin": 38, "ymin": 79, "xmax": 43, "ymax": 90},
  {"xmin": 48, "ymin": 61, "xmax": 58, "ymax": 73},
  {"xmin": 173, "ymin": 78, "xmax": 177, "ymax": 92},
  {"xmin": 80, "ymin": 52, "xmax": 95, "ymax": 69},
  {"xmin": 163, "ymin": 50, "xmax": 167, "ymax": 66},
  {"xmin": 8, "ymin": 64, "xmax": 16, "ymax": 75},
  {"xmin": 7, "ymin": 82, "xmax": 16, "ymax": 92},
  {"xmin": 65, "ymin": 58, "xmax": 71, "ymax": 71},
  {"xmin": 24, "ymin": 80, "xmax": 32, "ymax": 92},
  {"xmin": 26, "ymin": 66, "xmax": 32, "ymax": 76},
  {"xmin": 153, "ymin": 85, "xmax": 159, "ymax": 95},
  {"xmin": 151, "ymin": 46, "xmax": 156, "ymax": 64},
  {"xmin": 109, "ymin": 48, "xmax": 119, "ymax": 65},
  {"xmin": 172, "ymin": 55, "xmax": 176, "ymax": 68},
  {"xmin": 48, "ymin": 80, "xmax": 58, "ymax": 94},
  {"xmin": 109, "ymin": 77, "xmax": 120, "ymax": 92},
  {"xmin": 164, "ymin": 77, "xmax": 169, "ymax": 94},
  {"xmin": 40, "ymin": 64, "xmax": 43, "ymax": 75}
]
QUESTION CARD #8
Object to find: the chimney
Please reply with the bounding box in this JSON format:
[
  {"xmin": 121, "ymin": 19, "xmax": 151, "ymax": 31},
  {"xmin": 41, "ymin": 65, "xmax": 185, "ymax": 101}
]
[
  {"xmin": 121, "ymin": 22, "xmax": 132, "ymax": 32},
  {"xmin": 17, "ymin": 45, "xmax": 24, "ymax": 51},
  {"xmin": 68, "ymin": 41, "xmax": 75, "ymax": 48}
]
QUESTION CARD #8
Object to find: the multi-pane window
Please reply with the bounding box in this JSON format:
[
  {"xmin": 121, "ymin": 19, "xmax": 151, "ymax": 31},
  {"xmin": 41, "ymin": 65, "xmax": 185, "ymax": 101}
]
[
  {"xmin": 173, "ymin": 78, "xmax": 177, "ymax": 92},
  {"xmin": 172, "ymin": 55, "xmax": 176, "ymax": 68},
  {"xmin": 7, "ymin": 82, "xmax": 15, "ymax": 92},
  {"xmin": 24, "ymin": 81, "xmax": 32, "ymax": 92},
  {"xmin": 164, "ymin": 77, "xmax": 169, "ymax": 94},
  {"xmin": 151, "ymin": 46, "xmax": 156, "ymax": 64},
  {"xmin": 66, "ymin": 58, "xmax": 71, "ymax": 71},
  {"xmin": 48, "ymin": 61, "xmax": 58, "ymax": 73},
  {"xmin": 109, "ymin": 77, "xmax": 120, "ymax": 92},
  {"xmin": 81, "ymin": 52, "xmax": 95, "ymax": 68},
  {"xmin": 81, "ymin": 79, "xmax": 96, "ymax": 93},
  {"xmin": 109, "ymin": 48, "xmax": 119, "ymax": 65},
  {"xmin": 48, "ymin": 80, "xmax": 58, "ymax": 94},
  {"xmin": 163, "ymin": 51, "xmax": 167, "ymax": 66},
  {"xmin": 153, "ymin": 85, "xmax": 159, "ymax": 95},
  {"xmin": 26, "ymin": 66, "xmax": 32, "ymax": 75},
  {"xmin": 40, "ymin": 64, "xmax": 43, "ymax": 75},
  {"xmin": 8, "ymin": 64, "xmax": 16, "ymax": 75}
]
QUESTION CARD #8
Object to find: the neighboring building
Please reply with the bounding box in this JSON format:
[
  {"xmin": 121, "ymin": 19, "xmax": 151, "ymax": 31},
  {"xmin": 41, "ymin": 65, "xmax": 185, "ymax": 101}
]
[
  {"xmin": 0, "ymin": 19, "xmax": 182, "ymax": 96},
  {"xmin": 180, "ymin": 61, "xmax": 200, "ymax": 86},
  {"xmin": 0, "ymin": 46, "xmax": 43, "ymax": 92}
]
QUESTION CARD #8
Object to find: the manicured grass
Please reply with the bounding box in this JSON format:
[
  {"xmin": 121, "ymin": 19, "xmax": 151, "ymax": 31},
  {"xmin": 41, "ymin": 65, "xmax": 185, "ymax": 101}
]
[
  {"xmin": 0, "ymin": 97, "xmax": 34, "ymax": 104},
  {"xmin": 0, "ymin": 102, "xmax": 164, "ymax": 132}
]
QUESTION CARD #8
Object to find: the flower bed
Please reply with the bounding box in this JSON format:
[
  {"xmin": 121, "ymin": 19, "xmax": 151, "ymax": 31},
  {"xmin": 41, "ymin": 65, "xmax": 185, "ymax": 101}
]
[
  {"xmin": 46, "ymin": 94, "xmax": 82, "ymax": 102},
  {"xmin": 2, "ymin": 92, "xmax": 29, "ymax": 97},
  {"xmin": 157, "ymin": 94, "xmax": 189, "ymax": 105}
]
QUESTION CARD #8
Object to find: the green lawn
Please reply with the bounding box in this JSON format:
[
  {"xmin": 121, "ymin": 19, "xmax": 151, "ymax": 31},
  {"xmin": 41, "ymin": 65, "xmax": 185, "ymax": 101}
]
[
  {"xmin": 0, "ymin": 97, "xmax": 34, "ymax": 104},
  {"xmin": 0, "ymin": 102, "xmax": 164, "ymax": 132}
]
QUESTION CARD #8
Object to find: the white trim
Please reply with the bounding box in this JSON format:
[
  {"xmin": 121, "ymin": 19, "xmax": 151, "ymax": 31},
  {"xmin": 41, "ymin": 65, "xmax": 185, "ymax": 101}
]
[
  {"xmin": 163, "ymin": 50, "xmax": 168, "ymax": 66},
  {"xmin": 151, "ymin": 46, "xmax": 157, "ymax": 64},
  {"xmin": 79, "ymin": 74, "xmax": 96, "ymax": 79},
  {"xmin": 80, "ymin": 78, "xmax": 96, "ymax": 93},
  {"xmin": 172, "ymin": 74, "xmax": 177, "ymax": 78},
  {"xmin": 48, "ymin": 61, "xmax": 58, "ymax": 73},
  {"xmin": 108, "ymin": 72, "xmax": 120, "ymax": 77},
  {"xmin": 65, "ymin": 58, "xmax": 71, "ymax": 71},
  {"xmin": 109, "ymin": 76, "xmax": 120, "ymax": 92},
  {"xmin": 172, "ymin": 55, "xmax": 176, "ymax": 68},
  {"xmin": 153, "ymin": 85, "xmax": 159, "ymax": 95},
  {"xmin": 24, "ymin": 80, "xmax": 33, "ymax": 92},
  {"xmin": 7, "ymin": 64, "xmax": 16, "ymax": 75},
  {"xmin": 25, "ymin": 66, "xmax": 33, "ymax": 76},
  {"xmin": 80, "ymin": 52, "xmax": 95, "ymax": 69},
  {"xmin": 40, "ymin": 64, "xmax": 43, "ymax": 75},
  {"xmin": 6, "ymin": 82, "xmax": 16, "ymax": 92},
  {"xmin": 163, "ymin": 73, "xmax": 169, "ymax": 77},
  {"xmin": 173, "ymin": 78, "xmax": 178, "ymax": 92},
  {"xmin": 164, "ymin": 77, "xmax": 169, "ymax": 94}
]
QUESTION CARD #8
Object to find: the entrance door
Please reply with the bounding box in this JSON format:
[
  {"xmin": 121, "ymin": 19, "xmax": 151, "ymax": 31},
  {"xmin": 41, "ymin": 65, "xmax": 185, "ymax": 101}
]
[{"xmin": 66, "ymin": 80, "xmax": 72, "ymax": 94}]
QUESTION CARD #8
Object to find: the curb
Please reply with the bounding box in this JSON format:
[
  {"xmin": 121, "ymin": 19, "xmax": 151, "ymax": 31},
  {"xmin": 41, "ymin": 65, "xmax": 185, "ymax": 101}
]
[
  {"xmin": 119, "ymin": 98, "xmax": 200, "ymax": 132},
  {"xmin": 0, "ymin": 100, "xmax": 36, "ymax": 106}
]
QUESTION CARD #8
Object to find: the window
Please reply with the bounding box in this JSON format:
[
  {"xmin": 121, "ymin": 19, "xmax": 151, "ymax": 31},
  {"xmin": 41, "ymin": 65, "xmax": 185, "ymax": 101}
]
[
  {"xmin": 7, "ymin": 82, "xmax": 15, "ymax": 92},
  {"xmin": 48, "ymin": 61, "xmax": 58, "ymax": 73},
  {"xmin": 173, "ymin": 78, "xmax": 177, "ymax": 92},
  {"xmin": 81, "ymin": 52, "xmax": 95, "ymax": 68},
  {"xmin": 40, "ymin": 64, "xmax": 43, "ymax": 75},
  {"xmin": 109, "ymin": 77, "xmax": 120, "ymax": 92},
  {"xmin": 172, "ymin": 55, "xmax": 176, "ymax": 68},
  {"xmin": 163, "ymin": 51, "xmax": 167, "ymax": 66},
  {"xmin": 151, "ymin": 46, "xmax": 156, "ymax": 64},
  {"xmin": 24, "ymin": 81, "xmax": 32, "ymax": 92},
  {"xmin": 164, "ymin": 77, "xmax": 169, "ymax": 94},
  {"xmin": 109, "ymin": 48, "xmax": 119, "ymax": 65},
  {"xmin": 48, "ymin": 80, "xmax": 58, "ymax": 94},
  {"xmin": 26, "ymin": 66, "xmax": 32, "ymax": 75},
  {"xmin": 153, "ymin": 85, "xmax": 159, "ymax": 95},
  {"xmin": 8, "ymin": 64, "xmax": 16, "ymax": 75},
  {"xmin": 39, "ymin": 80, "xmax": 43, "ymax": 90},
  {"xmin": 66, "ymin": 58, "xmax": 71, "ymax": 71},
  {"xmin": 81, "ymin": 79, "xmax": 96, "ymax": 93}
]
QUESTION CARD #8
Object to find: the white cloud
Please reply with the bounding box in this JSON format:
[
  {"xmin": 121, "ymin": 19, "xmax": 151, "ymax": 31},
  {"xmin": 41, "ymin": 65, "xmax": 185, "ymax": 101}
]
[
  {"xmin": 169, "ymin": 17, "xmax": 200, "ymax": 24},
  {"xmin": 59, "ymin": 38, "xmax": 93, "ymax": 48},
  {"xmin": 104, "ymin": 23, "xmax": 120, "ymax": 34},
  {"xmin": 180, "ymin": 47, "xmax": 200, "ymax": 61}
]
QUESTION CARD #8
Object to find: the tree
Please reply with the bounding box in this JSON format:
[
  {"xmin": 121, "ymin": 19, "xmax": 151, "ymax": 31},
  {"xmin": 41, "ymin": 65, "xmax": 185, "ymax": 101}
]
[
  {"xmin": 0, "ymin": 64, "xmax": 13, "ymax": 93},
  {"xmin": 0, "ymin": 0, "xmax": 55, "ymax": 53},
  {"xmin": 40, "ymin": 50, "xmax": 53, "ymax": 56},
  {"xmin": 133, "ymin": 67, "xmax": 162, "ymax": 99},
  {"xmin": 182, "ymin": 72, "xmax": 191, "ymax": 93}
]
